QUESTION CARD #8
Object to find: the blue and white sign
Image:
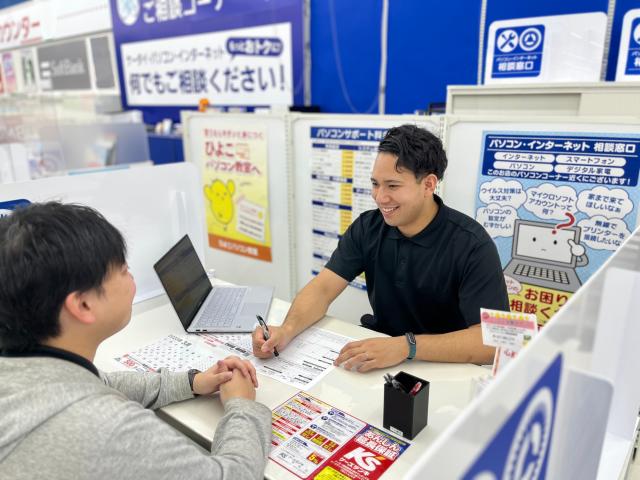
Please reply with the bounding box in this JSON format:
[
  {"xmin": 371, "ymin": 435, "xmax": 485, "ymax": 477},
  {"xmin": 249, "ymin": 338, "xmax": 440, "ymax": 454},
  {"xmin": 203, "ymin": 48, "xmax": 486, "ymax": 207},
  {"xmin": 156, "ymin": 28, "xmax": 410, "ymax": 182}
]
[
  {"xmin": 474, "ymin": 131, "xmax": 640, "ymax": 323},
  {"xmin": 617, "ymin": 9, "xmax": 640, "ymax": 80},
  {"xmin": 627, "ymin": 18, "xmax": 640, "ymax": 75},
  {"xmin": 0, "ymin": 199, "xmax": 30, "ymax": 217},
  {"xmin": 493, "ymin": 25, "xmax": 544, "ymax": 78},
  {"xmin": 463, "ymin": 354, "xmax": 562, "ymax": 480},
  {"xmin": 109, "ymin": 0, "xmax": 303, "ymax": 121},
  {"xmin": 120, "ymin": 22, "xmax": 293, "ymax": 107},
  {"xmin": 485, "ymin": 13, "xmax": 607, "ymax": 84}
]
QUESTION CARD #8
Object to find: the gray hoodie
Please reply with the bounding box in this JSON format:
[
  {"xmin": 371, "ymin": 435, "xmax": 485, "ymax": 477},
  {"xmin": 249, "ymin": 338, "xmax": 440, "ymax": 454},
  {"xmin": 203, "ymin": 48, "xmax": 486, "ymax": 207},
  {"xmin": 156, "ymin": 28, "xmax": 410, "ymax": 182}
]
[{"xmin": 0, "ymin": 352, "xmax": 272, "ymax": 479}]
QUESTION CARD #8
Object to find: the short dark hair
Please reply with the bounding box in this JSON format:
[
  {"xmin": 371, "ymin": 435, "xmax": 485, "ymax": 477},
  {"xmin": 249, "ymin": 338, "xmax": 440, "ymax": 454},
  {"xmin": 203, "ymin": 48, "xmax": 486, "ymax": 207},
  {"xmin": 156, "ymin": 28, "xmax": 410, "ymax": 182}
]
[
  {"xmin": 0, "ymin": 202, "xmax": 127, "ymax": 351},
  {"xmin": 378, "ymin": 124, "xmax": 448, "ymax": 180}
]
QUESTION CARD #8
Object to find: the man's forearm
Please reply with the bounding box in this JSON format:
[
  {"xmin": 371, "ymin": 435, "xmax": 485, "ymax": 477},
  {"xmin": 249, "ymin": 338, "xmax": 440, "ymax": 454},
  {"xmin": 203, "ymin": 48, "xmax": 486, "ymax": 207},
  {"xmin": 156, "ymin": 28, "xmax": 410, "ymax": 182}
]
[
  {"xmin": 414, "ymin": 326, "xmax": 495, "ymax": 364},
  {"xmin": 281, "ymin": 280, "xmax": 332, "ymax": 337}
]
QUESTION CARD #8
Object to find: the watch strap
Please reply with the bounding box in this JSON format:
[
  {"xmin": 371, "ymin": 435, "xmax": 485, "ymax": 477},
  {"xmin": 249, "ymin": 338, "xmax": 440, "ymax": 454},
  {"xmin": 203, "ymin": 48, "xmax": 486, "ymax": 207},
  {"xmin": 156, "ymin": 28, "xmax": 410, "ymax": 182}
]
[
  {"xmin": 187, "ymin": 368, "xmax": 200, "ymax": 393},
  {"xmin": 405, "ymin": 332, "xmax": 416, "ymax": 360}
]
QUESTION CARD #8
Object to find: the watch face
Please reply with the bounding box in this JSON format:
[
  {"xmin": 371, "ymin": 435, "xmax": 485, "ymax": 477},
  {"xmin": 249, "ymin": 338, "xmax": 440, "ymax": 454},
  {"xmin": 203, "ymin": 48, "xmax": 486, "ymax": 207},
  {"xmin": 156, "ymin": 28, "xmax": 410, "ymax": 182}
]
[{"xmin": 406, "ymin": 332, "xmax": 416, "ymax": 344}]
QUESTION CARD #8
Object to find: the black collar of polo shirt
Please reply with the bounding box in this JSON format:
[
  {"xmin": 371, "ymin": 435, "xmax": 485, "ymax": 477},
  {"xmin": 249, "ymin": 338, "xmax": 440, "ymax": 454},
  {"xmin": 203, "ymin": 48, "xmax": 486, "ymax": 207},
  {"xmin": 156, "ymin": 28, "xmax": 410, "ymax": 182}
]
[
  {"xmin": 1, "ymin": 344, "xmax": 100, "ymax": 378},
  {"xmin": 387, "ymin": 194, "xmax": 449, "ymax": 246}
]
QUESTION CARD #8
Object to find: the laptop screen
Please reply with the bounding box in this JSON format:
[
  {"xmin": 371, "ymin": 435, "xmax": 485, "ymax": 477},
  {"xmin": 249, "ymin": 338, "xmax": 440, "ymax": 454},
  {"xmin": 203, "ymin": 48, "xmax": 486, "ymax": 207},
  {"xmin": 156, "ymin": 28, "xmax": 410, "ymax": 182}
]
[
  {"xmin": 153, "ymin": 235, "xmax": 211, "ymax": 329},
  {"xmin": 514, "ymin": 221, "xmax": 579, "ymax": 266}
]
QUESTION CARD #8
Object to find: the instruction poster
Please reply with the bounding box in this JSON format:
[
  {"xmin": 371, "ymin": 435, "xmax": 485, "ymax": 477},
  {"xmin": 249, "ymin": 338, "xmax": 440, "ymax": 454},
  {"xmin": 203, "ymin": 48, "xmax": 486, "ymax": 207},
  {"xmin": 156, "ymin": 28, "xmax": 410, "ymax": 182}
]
[
  {"xmin": 270, "ymin": 393, "xmax": 409, "ymax": 480},
  {"xmin": 309, "ymin": 126, "xmax": 381, "ymax": 290},
  {"xmin": 196, "ymin": 122, "xmax": 272, "ymax": 261},
  {"xmin": 475, "ymin": 131, "xmax": 640, "ymax": 324}
]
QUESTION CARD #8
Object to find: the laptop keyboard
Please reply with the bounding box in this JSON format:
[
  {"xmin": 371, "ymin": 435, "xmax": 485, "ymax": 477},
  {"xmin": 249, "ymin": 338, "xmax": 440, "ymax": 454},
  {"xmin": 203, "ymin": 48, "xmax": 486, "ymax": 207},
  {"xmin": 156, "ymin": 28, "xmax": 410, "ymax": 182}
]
[
  {"xmin": 198, "ymin": 287, "xmax": 247, "ymax": 327},
  {"xmin": 514, "ymin": 263, "xmax": 569, "ymax": 284}
]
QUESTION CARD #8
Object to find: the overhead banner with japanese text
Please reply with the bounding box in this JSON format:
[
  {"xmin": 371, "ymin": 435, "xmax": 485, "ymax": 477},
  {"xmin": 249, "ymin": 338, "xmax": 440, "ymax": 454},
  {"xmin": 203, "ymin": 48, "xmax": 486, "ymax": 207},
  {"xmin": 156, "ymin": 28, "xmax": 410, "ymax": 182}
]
[
  {"xmin": 109, "ymin": 0, "xmax": 303, "ymax": 122},
  {"xmin": 120, "ymin": 22, "xmax": 292, "ymax": 106},
  {"xmin": 475, "ymin": 131, "xmax": 640, "ymax": 324},
  {"xmin": 193, "ymin": 121, "xmax": 272, "ymax": 262}
]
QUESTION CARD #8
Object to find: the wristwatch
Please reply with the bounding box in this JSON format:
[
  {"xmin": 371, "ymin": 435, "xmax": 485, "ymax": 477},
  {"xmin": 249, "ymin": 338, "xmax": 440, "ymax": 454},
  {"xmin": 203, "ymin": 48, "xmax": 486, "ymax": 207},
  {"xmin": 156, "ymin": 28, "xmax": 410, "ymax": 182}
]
[
  {"xmin": 405, "ymin": 332, "xmax": 416, "ymax": 360},
  {"xmin": 187, "ymin": 368, "xmax": 201, "ymax": 393}
]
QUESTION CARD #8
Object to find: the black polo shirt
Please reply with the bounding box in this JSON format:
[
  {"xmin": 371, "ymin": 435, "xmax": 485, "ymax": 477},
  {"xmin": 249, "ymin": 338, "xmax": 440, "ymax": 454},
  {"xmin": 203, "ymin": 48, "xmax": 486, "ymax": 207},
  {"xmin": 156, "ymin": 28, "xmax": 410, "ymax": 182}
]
[{"xmin": 325, "ymin": 195, "xmax": 509, "ymax": 337}]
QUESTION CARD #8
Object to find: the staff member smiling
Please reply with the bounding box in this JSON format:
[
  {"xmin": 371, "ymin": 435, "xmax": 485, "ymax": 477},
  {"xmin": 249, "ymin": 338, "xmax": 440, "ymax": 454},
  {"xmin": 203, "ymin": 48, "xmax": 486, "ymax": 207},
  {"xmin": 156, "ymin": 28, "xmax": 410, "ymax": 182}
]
[{"xmin": 253, "ymin": 124, "xmax": 509, "ymax": 371}]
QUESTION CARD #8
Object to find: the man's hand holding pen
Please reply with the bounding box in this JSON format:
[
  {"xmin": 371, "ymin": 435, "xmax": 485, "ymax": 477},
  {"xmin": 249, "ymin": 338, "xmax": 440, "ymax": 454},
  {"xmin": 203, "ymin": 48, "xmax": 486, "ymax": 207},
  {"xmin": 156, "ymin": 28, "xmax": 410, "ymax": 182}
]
[{"xmin": 252, "ymin": 321, "xmax": 295, "ymax": 359}]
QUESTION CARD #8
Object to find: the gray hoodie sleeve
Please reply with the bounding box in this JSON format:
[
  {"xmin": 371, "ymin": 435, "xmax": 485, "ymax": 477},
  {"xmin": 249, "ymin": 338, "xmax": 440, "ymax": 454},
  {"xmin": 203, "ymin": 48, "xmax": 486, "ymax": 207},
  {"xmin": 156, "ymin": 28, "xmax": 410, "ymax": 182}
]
[
  {"xmin": 97, "ymin": 395, "xmax": 272, "ymax": 480},
  {"xmin": 100, "ymin": 369, "xmax": 192, "ymax": 409}
]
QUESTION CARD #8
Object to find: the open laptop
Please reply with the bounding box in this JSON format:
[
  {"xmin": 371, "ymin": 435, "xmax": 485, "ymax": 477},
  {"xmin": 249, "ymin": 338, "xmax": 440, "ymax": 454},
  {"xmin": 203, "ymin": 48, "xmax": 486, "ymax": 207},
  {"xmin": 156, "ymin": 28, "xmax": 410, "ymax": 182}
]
[
  {"xmin": 153, "ymin": 235, "xmax": 273, "ymax": 332},
  {"xmin": 503, "ymin": 219, "xmax": 582, "ymax": 292}
]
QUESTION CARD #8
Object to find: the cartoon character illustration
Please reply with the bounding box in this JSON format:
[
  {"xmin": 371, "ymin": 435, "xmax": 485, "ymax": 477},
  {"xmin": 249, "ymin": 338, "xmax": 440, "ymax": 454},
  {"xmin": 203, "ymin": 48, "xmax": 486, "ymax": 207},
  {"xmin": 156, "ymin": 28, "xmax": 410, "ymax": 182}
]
[
  {"xmin": 204, "ymin": 179, "xmax": 235, "ymax": 229},
  {"xmin": 503, "ymin": 218, "xmax": 588, "ymax": 293}
]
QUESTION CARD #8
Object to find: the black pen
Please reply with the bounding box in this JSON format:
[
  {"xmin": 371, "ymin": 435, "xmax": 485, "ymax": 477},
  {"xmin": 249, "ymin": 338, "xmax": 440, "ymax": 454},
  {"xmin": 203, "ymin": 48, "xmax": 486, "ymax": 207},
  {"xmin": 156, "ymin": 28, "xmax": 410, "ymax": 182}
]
[{"xmin": 256, "ymin": 315, "xmax": 279, "ymax": 357}]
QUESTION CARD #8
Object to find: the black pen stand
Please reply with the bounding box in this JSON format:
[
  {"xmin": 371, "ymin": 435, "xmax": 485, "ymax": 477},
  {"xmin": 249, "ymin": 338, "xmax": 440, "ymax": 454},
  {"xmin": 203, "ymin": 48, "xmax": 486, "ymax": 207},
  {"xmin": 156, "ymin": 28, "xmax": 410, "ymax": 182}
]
[{"xmin": 383, "ymin": 371, "xmax": 429, "ymax": 440}]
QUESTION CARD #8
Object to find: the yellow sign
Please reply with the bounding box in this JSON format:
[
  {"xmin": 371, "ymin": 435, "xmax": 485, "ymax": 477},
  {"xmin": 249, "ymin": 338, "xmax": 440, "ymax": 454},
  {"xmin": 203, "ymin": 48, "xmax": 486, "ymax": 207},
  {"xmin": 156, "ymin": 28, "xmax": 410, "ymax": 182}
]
[
  {"xmin": 201, "ymin": 125, "xmax": 272, "ymax": 262},
  {"xmin": 508, "ymin": 283, "xmax": 572, "ymax": 326}
]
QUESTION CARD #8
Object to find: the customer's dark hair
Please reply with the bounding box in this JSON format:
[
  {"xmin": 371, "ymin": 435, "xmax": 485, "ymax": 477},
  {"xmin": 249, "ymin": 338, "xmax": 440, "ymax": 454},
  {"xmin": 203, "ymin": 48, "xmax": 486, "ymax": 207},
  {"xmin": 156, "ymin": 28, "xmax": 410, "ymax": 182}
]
[
  {"xmin": 378, "ymin": 124, "xmax": 448, "ymax": 180},
  {"xmin": 0, "ymin": 202, "xmax": 126, "ymax": 351}
]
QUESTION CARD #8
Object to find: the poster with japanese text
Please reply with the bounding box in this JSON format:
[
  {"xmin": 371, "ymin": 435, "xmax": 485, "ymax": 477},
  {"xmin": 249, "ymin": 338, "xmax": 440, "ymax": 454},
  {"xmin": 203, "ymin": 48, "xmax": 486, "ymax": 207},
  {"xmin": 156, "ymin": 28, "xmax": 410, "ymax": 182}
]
[
  {"xmin": 270, "ymin": 393, "xmax": 409, "ymax": 480},
  {"xmin": 2, "ymin": 52, "xmax": 16, "ymax": 94},
  {"xmin": 196, "ymin": 122, "xmax": 272, "ymax": 262},
  {"xmin": 110, "ymin": 0, "xmax": 303, "ymax": 122},
  {"xmin": 475, "ymin": 132, "xmax": 640, "ymax": 325},
  {"xmin": 309, "ymin": 127, "xmax": 382, "ymax": 291},
  {"xmin": 120, "ymin": 22, "xmax": 293, "ymax": 107}
]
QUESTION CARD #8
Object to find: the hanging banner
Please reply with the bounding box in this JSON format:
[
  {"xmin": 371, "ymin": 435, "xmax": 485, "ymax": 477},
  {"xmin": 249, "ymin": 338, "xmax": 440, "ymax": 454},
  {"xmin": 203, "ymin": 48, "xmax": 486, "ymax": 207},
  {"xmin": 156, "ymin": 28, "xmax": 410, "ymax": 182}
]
[
  {"xmin": 475, "ymin": 131, "xmax": 640, "ymax": 325},
  {"xmin": 194, "ymin": 121, "xmax": 272, "ymax": 261},
  {"xmin": 120, "ymin": 22, "xmax": 292, "ymax": 106},
  {"xmin": 109, "ymin": 0, "xmax": 303, "ymax": 120}
]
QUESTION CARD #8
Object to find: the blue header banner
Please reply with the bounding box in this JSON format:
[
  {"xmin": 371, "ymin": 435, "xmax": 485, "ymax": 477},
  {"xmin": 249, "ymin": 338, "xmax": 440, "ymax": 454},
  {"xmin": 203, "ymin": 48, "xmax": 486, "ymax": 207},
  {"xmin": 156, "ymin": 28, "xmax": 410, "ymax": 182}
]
[{"xmin": 110, "ymin": 0, "xmax": 304, "ymax": 123}]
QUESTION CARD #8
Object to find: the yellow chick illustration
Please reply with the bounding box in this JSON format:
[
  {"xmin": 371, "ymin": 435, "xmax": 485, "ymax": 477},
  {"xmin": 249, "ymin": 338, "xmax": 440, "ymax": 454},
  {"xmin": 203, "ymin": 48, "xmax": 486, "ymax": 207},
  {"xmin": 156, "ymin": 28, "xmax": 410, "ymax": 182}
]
[{"xmin": 204, "ymin": 179, "xmax": 235, "ymax": 229}]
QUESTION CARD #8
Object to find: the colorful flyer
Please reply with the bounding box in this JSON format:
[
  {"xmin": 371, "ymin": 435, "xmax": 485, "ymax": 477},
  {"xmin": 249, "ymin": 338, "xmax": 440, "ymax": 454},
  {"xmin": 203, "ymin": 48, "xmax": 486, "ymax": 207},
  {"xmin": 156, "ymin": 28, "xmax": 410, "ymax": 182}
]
[
  {"xmin": 270, "ymin": 393, "xmax": 409, "ymax": 480},
  {"xmin": 480, "ymin": 308, "xmax": 538, "ymax": 376},
  {"xmin": 199, "ymin": 123, "xmax": 272, "ymax": 262},
  {"xmin": 475, "ymin": 131, "xmax": 640, "ymax": 325},
  {"xmin": 480, "ymin": 308, "xmax": 538, "ymax": 351}
]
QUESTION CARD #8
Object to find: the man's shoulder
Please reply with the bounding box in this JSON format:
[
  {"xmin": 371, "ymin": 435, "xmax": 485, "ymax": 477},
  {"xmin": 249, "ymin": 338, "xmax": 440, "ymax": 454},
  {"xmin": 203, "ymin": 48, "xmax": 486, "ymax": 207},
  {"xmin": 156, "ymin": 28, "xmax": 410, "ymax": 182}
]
[
  {"xmin": 443, "ymin": 205, "xmax": 492, "ymax": 245},
  {"xmin": 349, "ymin": 209, "xmax": 385, "ymax": 237}
]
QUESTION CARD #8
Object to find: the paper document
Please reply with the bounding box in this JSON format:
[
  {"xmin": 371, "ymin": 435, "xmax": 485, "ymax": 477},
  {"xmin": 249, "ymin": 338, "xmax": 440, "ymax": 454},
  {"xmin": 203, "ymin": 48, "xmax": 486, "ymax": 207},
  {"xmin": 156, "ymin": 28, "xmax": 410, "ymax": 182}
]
[
  {"xmin": 113, "ymin": 327, "xmax": 352, "ymax": 389},
  {"xmin": 114, "ymin": 334, "xmax": 226, "ymax": 372},
  {"xmin": 200, "ymin": 326, "xmax": 352, "ymax": 389},
  {"xmin": 270, "ymin": 393, "xmax": 409, "ymax": 479}
]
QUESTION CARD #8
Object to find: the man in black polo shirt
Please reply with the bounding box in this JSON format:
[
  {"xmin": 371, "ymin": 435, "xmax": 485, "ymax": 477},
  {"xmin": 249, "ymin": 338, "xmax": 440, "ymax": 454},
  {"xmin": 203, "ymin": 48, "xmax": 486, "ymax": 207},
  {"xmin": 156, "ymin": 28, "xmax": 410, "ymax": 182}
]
[{"xmin": 252, "ymin": 124, "xmax": 509, "ymax": 370}]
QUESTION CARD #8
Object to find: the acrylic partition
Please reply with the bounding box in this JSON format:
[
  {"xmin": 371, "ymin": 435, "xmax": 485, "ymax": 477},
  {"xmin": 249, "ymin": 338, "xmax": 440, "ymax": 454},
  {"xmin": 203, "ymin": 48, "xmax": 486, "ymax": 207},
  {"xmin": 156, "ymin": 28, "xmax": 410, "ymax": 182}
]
[
  {"xmin": 0, "ymin": 163, "xmax": 205, "ymax": 303},
  {"xmin": 0, "ymin": 94, "xmax": 141, "ymax": 184},
  {"xmin": 406, "ymin": 224, "xmax": 640, "ymax": 478}
]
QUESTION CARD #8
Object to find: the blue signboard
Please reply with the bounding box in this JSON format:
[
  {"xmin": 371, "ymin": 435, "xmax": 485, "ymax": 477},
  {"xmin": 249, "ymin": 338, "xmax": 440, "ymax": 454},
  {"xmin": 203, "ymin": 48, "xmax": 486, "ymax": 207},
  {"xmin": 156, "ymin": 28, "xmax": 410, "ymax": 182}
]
[
  {"xmin": 110, "ymin": 0, "xmax": 304, "ymax": 123},
  {"xmin": 482, "ymin": 133, "xmax": 640, "ymax": 187},
  {"xmin": 0, "ymin": 199, "xmax": 30, "ymax": 217},
  {"xmin": 475, "ymin": 131, "xmax": 640, "ymax": 324},
  {"xmin": 463, "ymin": 354, "xmax": 563, "ymax": 480},
  {"xmin": 625, "ymin": 17, "xmax": 640, "ymax": 75},
  {"xmin": 492, "ymin": 25, "xmax": 545, "ymax": 78}
]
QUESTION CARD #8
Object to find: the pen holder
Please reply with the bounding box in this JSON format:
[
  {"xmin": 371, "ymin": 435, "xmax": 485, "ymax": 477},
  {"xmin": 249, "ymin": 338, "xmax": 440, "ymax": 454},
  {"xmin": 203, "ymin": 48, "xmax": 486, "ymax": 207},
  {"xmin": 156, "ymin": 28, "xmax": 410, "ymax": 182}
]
[{"xmin": 383, "ymin": 371, "xmax": 429, "ymax": 440}]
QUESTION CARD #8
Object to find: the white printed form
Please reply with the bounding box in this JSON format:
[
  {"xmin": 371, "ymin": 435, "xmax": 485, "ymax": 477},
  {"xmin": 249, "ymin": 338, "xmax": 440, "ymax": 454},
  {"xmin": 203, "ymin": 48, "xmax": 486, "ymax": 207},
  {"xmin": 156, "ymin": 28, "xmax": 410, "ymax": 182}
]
[
  {"xmin": 200, "ymin": 327, "xmax": 352, "ymax": 389},
  {"xmin": 114, "ymin": 334, "xmax": 228, "ymax": 373}
]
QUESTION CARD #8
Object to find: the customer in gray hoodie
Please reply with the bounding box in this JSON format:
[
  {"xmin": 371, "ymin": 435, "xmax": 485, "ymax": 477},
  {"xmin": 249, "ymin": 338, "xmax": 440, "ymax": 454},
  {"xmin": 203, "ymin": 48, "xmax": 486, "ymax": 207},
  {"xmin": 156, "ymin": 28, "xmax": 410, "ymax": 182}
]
[{"xmin": 0, "ymin": 202, "xmax": 272, "ymax": 480}]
